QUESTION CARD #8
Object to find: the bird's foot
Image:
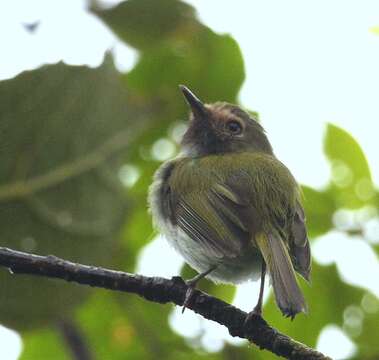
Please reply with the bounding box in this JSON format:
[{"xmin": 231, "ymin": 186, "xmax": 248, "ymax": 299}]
[
  {"xmin": 182, "ymin": 278, "xmax": 198, "ymax": 313},
  {"xmin": 243, "ymin": 306, "xmax": 263, "ymax": 330},
  {"xmin": 179, "ymin": 265, "xmax": 218, "ymax": 313}
]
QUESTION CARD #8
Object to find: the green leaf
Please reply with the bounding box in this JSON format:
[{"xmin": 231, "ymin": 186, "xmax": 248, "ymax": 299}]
[
  {"xmin": 354, "ymin": 292, "xmax": 379, "ymax": 358},
  {"xmin": 126, "ymin": 29, "xmax": 244, "ymax": 104},
  {"xmin": 92, "ymin": 0, "xmax": 196, "ymax": 51},
  {"xmin": 76, "ymin": 291, "xmax": 213, "ymax": 360},
  {"xmin": 93, "ymin": 0, "xmax": 244, "ymax": 105},
  {"xmin": 75, "ymin": 293, "xmax": 149, "ymax": 360},
  {"xmin": 301, "ymin": 185, "xmax": 336, "ymax": 238},
  {"xmin": 324, "ymin": 123, "xmax": 375, "ymax": 208},
  {"xmin": 0, "ymin": 56, "xmax": 147, "ymax": 330},
  {"xmin": 120, "ymin": 206, "xmax": 155, "ymax": 271},
  {"xmin": 20, "ymin": 328, "xmax": 70, "ymax": 360}
]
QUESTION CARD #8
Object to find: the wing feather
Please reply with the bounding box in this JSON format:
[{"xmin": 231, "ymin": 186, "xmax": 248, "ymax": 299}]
[
  {"xmin": 174, "ymin": 190, "xmax": 248, "ymax": 258},
  {"xmin": 290, "ymin": 202, "xmax": 311, "ymax": 280}
]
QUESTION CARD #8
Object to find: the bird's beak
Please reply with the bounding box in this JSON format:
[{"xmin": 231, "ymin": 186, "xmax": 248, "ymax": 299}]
[{"xmin": 179, "ymin": 85, "xmax": 207, "ymax": 118}]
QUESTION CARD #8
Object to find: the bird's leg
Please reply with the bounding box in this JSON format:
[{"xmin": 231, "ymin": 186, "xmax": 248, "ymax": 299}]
[
  {"xmin": 182, "ymin": 264, "xmax": 218, "ymax": 313},
  {"xmin": 253, "ymin": 261, "xmax": 266, "ymax": 316},
  {"xmin": 244, "ymin": 261, "xmax": 266, "ymax": 325}
]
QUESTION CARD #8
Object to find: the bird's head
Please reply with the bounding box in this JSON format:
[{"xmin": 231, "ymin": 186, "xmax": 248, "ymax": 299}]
[{"xmin": 179, "ymin": 85, "xmax": 273, "ymax": 157}]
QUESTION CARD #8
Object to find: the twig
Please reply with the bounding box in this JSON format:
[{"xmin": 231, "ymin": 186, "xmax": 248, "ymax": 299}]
[
  {"xmin": 57, "ymin": 319, "xmax": 93, "ymax": 360},
  {"xmin": 0, "ymin": 247, "xmax": 331, "ymax": 360}
]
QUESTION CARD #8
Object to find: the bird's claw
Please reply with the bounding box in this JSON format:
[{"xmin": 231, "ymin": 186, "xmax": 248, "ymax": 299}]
[
  {"xmin": 243, "ymin": 307, "xmax": 263, "ymax": 330},
  {"xmin": 182, "ymin": 281, "xmax": 196, "ymax": 313}
]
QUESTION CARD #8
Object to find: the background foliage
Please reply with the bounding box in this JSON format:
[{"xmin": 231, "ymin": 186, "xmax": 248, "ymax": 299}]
[{"xmin": 0, "ymin": 0, "xmax": 378, "ymax": 359}]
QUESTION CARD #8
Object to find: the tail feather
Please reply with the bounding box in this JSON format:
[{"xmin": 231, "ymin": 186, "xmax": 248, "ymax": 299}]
[{"xmin": 255, "ymin": 232, "xmax": 307, "ymax": 318}]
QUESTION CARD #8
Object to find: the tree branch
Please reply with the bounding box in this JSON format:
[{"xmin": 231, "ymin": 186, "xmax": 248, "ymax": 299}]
[
  {"xmin": 0, "ymin": 247, "xmax": 331, "ymax": 360},
  {"xmin": 57, "ymin": 318, "xmax": 93, "ymax": 360}
]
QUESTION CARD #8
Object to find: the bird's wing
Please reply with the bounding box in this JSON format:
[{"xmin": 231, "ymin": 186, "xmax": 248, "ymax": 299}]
[
  {"xmin": 173, "ymin": 182, "xmax": 251, "ymax": 259},
  {"xmin": 159, "ymin": 166, "xmax": 256, "ymax": 260},
  {"xmin": 290, "ymin": 202, "xmax": 311, "ymax": 280}
]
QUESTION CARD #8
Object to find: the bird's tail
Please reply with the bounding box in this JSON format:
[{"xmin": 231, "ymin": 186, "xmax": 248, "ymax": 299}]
[{"xmin": 255, "ymin": 231, "xmax": 307, "ymax": 319}]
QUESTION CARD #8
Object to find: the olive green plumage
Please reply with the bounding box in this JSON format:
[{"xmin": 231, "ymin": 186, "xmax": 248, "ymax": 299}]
[
  {"xmin": 149, "ymin": 85, "xmax": 311, "ymax": 318},
  {"xmin": 167, "ymin": 153, "xmax": 298, "ymax": 251}
]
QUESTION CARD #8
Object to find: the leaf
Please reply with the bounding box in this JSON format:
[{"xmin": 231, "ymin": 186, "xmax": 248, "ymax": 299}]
[
  {"xmin": 20, "ymin": 328, "xmax": 70, "ymax": 360},
  {"xmin": 92, "ymin": 0, "xmax": 196, "ymax": 50},
  {"xmin": 75, "ymin": 293, "xmax": 149, "ymax": 360},
  {"xmin": 353, "ymin": 292, "xmax": 379, "ymax": 358},
  {"xmin": 324, "ymin": 123, "xmax": 375, "ymax": 208},
  {"xmin": 75, "ymin": 291, "xmax": 219, "ymax": 360},
  {"xmin": 120, "ymin": 206, "xmax": 155, "ymax": 271},
  {"xmin": 126, "ymin": 30, "xmax": 244, "ymax": 103},
  {"xmin": 0, "ymin": 56, "xmax": 148, "ymax": 330},
  {"xmin": 93, "ymin": 0, "xmax": 244, "ymax": 105},
  {"xmin": 301, "ymin": 185, "xmax": 336, "ymax": 238}
]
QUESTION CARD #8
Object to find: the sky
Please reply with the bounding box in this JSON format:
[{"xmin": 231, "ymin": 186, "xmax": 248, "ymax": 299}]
[
  {"xmin": 188, "ymin": 0, "xmax": 379, "ymax": 189},
  {"xmin": 0, "ymin": 0, "xmax": 379, "ymax": 359}
]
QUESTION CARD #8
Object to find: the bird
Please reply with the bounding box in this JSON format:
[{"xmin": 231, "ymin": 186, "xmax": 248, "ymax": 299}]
[{"xmin": 148, "ymin": 85, "xmax": 311, "ymax": 320}]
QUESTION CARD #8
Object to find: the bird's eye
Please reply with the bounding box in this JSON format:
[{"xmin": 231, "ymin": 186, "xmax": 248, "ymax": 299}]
[{"xmin": 226, "ymin": 120, "xmax": 243, "ymax": 135}]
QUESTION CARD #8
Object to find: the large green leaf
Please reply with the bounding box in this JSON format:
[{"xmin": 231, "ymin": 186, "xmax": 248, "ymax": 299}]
[
  {"xmin": 324, "ymin": 124, "xmax": 375, "ymax": 209},
  {"xmin": 0, "ymin": 56, "xmax": 149, "ymax": 330},
  {"xmin": 92, "ymin": 0, "xmax": 196, "ymax": 51},
  {"xmin": 126, "ymin": 30, "xmax": 244, "ymax": 104},
  {"xmin": 94, "ymin": 0, "xmax": 245, "ymax": 105}
]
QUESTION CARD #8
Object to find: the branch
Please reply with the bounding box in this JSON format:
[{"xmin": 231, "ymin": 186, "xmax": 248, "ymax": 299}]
[
  {"xmin": 0, "ymin": 247, "xmax": 331, "ymax": 360},
  {"xmin": 57, "ymin": 318, "xmax": 93, "ymax": 360}
]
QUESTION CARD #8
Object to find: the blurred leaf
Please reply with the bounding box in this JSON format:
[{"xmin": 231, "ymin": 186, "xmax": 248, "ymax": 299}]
[
  {"xmin": 20, "ymin": 328, "xmax": 70, "ymax": 360},
  {"xmin": 354, "ymin": 293, "xmax": 379, "ymax": 358},
  {"xmin": 94, "ymin": 0, "xmax": 244, "ymax": 105},
  {"xmin": 92, "ymin": 0, "xmax": 196, "ymax": 50},
  {"xmin": 75, "ymin": 291, "xmax": 223, "ymax": 360},
  {"xmin": 0, "ymin": 56, "xmax": 148, "ymax": 330},
  {"xmin": 301, "ymin": 185, "xmax": 336, "ymax": 238},
  {"xmin": 324, "ymin": 123, "xmax": 375, "ymax": 208},
  {"xmin": 263, "ymin": 262, "xmax": 363, "ymax": 352},
  {"xmin": 126, "ymin": 30, "xmax": 244, "ymax": 103},
  {"xmin": 120, "ymin": 206, "xmax": 155, "ymax": 271},
  {"xmin": 76, "ymin": 292, "xmax": 149, "ymax": 360}
]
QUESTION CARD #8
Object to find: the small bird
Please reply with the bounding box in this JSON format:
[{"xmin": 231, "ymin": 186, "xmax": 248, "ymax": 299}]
[{"xmin": 149, "ymin": 85, "xmax": 311, "ymax": 319}]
